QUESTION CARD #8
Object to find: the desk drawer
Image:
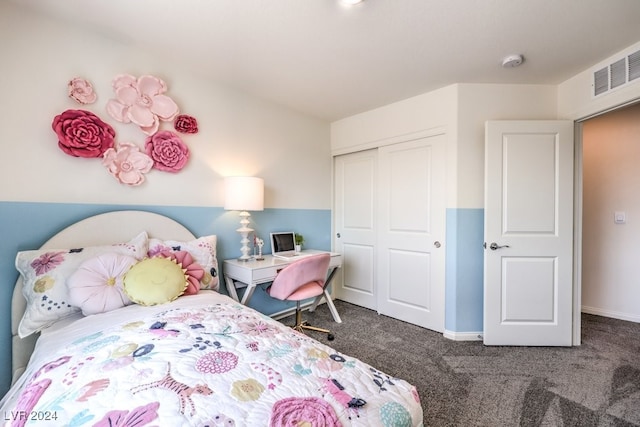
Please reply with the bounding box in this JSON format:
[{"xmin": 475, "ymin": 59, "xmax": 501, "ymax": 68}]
[
  {"xmin": 224, "ymin": 262, "xmax": 280, "ymax": 284},
  {"xmin": 252, "ymin": 266, "xmax": 281, "ymax": 282}
]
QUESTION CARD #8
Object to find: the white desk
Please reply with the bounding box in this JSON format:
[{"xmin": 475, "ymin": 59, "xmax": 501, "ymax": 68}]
[{"xmin": 223, "ymin": 250, "xmax": 343, "ymax": 323}]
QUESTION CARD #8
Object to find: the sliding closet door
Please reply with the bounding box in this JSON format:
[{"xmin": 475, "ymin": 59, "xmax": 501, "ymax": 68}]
[
  {"xmin": 333, "ymin": 149, "xmax": 377, "ymax": 310},
  {"xmin": 378, "ymin": 136, "xmax": 446, "ymax": 332}
]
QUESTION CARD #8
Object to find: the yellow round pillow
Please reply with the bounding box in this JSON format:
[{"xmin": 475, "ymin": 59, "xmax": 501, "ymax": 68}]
[{"xmin": 124, "ymin": 257, "xmax": 188, "ymax": 306}]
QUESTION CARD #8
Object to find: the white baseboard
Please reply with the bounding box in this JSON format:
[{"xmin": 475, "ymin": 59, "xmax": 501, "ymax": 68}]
[
  {"xmin": 581, "ymin": 305, "xmax": 640, "ymax": 323},
  {"xmin": 443, "ymin": 330, "xmax": 483, "ymax": 341},
  {"xmin": 441, "ymin": 308, "xmax": 640, "ymax": 343}
]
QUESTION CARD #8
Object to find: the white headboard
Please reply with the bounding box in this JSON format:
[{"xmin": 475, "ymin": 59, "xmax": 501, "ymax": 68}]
[{"xmin": 11, "ymin": 210, "xmax": 196, "ymax": 384}]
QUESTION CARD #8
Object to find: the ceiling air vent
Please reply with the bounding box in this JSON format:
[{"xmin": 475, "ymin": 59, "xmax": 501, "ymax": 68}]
[
  {"xmin": 593, "ymin": 67, "xmax": 609, "ymax": 96},
  {"xmin": 610, "ymin": 58, "xmax": 626, "ymax": 89},
  {"xmin": 592, "ymin": 47, "xmax": 640, "ymax": 97},
  {"xmin": 629, "ymin": 50, "xmax": 640, "ymax": 82}
]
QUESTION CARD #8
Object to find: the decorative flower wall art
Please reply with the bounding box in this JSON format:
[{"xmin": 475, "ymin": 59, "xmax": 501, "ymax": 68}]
[
  {"xmin": 52, "ymin": 109, "xmax": 115, "ymax": 158},
  {"xmin": 145, "ymin": 130, "xmax": 190, "ymax": 173},
  {"xmin": 102, "ymin": 142, "xmax": 154, "ymax": 186},
  {"xmin": 68, "ymin": 78, "xmax": 97, "ymax": 105},
  {"xmin": 174, "ymin": 114, "xmax": 199, "ymax": 134},
  {"xmin": 106, "ymin": 74, "xmax": 179, "ymax": 136},
  {"xmin": 52, "ymin": 74, "xmax": 199, "ymax": 186}
]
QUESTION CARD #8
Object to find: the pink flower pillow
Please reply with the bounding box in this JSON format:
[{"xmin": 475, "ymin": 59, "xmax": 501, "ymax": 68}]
[
  {"xmin": 154, "ymin": 250, "xmax": 204, "ymax": 295},
  {"xmin": 68, "ymin": 253, "xmax": 139, "ymax": 315},
  {"xmin": 147, "ymin": 235, "xmax": 219, "ymax": 292}
]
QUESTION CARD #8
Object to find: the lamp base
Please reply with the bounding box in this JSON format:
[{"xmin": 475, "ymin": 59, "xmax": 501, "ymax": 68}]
[{"xmin": 236, "ymin": 211, "xmax": 253, "ymax": 261}]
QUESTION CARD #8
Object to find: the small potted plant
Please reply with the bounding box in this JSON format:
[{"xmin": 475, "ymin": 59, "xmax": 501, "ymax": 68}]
[{"xmin": 294, "ymin": 233, "xmax": 304, "ymax": 253}]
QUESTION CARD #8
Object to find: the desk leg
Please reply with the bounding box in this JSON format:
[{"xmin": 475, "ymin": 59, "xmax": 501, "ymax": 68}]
[
  {"xmin": 240, "ymin": 284, "xmax": 257, "ymax": 305},
  {"xmin": 309, "ymin": 266, "xmax": 342, "ymax": 323},
  {"xmin": 224, "ymin": 275, "xmax": 240, "ymax": 302}
]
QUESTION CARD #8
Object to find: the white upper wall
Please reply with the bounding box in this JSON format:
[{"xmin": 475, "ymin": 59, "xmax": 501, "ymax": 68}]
[
  {"xmin": 332, "ymin": 37, "xmax": 640, "ymax": 206},
  {"xmin": 456, "ymin": 84, "xmax": 557, "ymax": 207},
  {"xmin": 330, "ymin": 83, "xmax": 558, "ymax": 208},
  {"xmin": 331, "ymin": 85, "xmax": 459, "ymax": 206},
  {"xmin": 331, "ymin": 85, "xmax": 458, "ymax": 156},
  {"xmin": 0, "ymin": 2, "xmax": 330, "ymax": 210},
  {"xmin": 558, "ymin": 41, "xmax": 640, "ymax": 120}
]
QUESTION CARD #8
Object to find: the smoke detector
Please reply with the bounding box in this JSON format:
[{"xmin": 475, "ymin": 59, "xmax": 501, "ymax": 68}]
[{"xmin": 502, "ymin": 54, "xmax": 524, "ymax": 68}]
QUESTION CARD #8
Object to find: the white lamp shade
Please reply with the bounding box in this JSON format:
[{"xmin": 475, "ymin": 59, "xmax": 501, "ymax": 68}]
[{"xmin": 224, "ymin": 177, "xmax": 264, "ymax": 211}]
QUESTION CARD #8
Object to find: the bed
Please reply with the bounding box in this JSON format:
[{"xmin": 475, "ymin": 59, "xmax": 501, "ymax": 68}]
[{"xmin": 2, "ymin": 211, "xmax": 423, "ymax": 426}]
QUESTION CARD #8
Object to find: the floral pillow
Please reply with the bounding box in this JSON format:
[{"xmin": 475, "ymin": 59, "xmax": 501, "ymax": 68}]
[
  {"xmin": 15, "ymin": 232, "xmax": 148, "ymax": 337},
  {"xmin": 153, "ymin": 250, "xmax": 204, "ymax": 296},
  {"xmin": 68, "ymin": 253, "xmax": 138, "ymax": 315},
  {"xmin": 147, "ymin": 235, "xmax": 219, "ymax": 292}
]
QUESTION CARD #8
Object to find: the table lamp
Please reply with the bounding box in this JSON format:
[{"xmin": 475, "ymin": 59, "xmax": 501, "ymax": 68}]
[{"xmin": 224, "ymin": 176, "xmax": 264, "ymax": 261}]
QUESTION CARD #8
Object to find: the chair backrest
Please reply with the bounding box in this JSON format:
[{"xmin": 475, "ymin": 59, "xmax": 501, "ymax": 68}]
[{"xmin": 269, "ymin": 253, "xmax": 331, "ymax": 300}]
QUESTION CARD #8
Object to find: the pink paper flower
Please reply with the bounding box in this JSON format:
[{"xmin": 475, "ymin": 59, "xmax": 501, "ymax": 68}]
[
  {"xmin": 52, "ymin": 109, "xmax": 115, "ymax": 158},
  {"xmin": 106, "ymin": 74, "xmax": 179, "ymax": 135},
  {"xmin": 68, "ymin": 77, "xmax": 97, "ymax": 104},
  {"xmin": 174, "ymin": 114, "xmax": 198, "ymax": 134},
  {"xmin": 145, "ymin": 130, "xmax": 189, "ymax": 172},
  {"xmin": 102, "ymin": 142, "xmax": 154, "ymax": 186}
]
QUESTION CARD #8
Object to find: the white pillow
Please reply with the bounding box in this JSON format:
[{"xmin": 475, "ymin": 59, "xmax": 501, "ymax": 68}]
[
  {"xmin": 147, "ymin": 235, "xmax": 219, "ymax": 292},
  {"xmin": 68, "ymin": 253, "xmax": 138, "ymax": 315},
  {"xmin": 15, "ymin": 232, "xmax": 148, "ymax": 337}
]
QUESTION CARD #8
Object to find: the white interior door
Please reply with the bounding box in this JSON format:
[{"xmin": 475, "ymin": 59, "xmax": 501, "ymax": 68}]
[
  {"xmin": 333, "ymin": 149, "xmax": 377, "ymax": 310},
  {"xmin": 378, "ymin": 136, "xmax": 446, "ymax": 331},
  {"xmin": 484, "ymin": 120, "xmax": 574, "ymax": 346}
]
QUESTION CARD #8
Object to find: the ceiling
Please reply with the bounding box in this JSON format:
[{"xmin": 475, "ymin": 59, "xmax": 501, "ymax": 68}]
[{"xmin": 11, "ymin": 0, "xmax": 640, "ymax": 121}]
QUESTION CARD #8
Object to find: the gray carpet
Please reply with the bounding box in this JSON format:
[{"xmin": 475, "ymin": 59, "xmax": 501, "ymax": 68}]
[{"xmin": 280, "ymin": 300, "xmax": 640, "ymax": 426}]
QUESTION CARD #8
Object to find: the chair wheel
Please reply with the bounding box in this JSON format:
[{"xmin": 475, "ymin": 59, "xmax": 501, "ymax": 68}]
[{"xmin": 327, "ymin": 334, "xmax": 335, "ymax": 341}]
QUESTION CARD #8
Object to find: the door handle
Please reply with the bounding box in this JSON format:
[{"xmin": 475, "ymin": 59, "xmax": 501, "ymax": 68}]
[
  {"xmin": 489, "ymin": 242, "xmax": 510, "ymax": 250},
  {"xmin": 434, "ymin": 241, "xmax": 441, "ymax": 248}
]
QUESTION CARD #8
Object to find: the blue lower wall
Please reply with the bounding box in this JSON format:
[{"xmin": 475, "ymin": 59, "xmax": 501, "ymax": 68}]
[
  {"xmin": 0, "ymin": 202, "xmax": 486, "ymax": 395},
  {"xmin": 445, "ymin": 208, "xmax": 485, "ymax": 334},
  {"xmin": 0, "ymin": 201, "xmax": 331, "ymax": 396}
]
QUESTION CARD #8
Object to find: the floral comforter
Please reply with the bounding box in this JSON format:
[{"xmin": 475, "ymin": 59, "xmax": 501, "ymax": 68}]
[{"xmin": 1, "ymin": 292, "xmax": 423, "ymax": 426}]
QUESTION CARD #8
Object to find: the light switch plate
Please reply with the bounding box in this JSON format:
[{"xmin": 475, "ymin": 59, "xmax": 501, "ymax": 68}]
[{"xmin": 614, "ymin": 211, "xmax": 626, "ymax": 224}]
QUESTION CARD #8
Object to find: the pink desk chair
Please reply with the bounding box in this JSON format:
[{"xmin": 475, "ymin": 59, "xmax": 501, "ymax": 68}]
[{"xmin": 267, "ymin": 253, "xmax": 335, "ymax": 341}]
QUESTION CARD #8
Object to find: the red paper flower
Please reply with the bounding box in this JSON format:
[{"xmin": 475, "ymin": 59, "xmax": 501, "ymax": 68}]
[
  {"xmin": 174, "ymin": 114, "xmax": 198, "ymax": 134},
  {"xmin": 52, "ymin": 109, "xmax": 115, "ymax": 158},
  {"xmin": 145, "ymin": 130, "xmax": 189, "ymax": 172}
]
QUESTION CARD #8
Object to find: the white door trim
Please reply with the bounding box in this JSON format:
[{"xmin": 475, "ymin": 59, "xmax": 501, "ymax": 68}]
[
  {"xmin": 571, "ymin": 97, "xmax": 640, "ymax": 345},
  {"xmin": 572, "ymin": 123, "xmax": 583, "ymax": 345}
]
